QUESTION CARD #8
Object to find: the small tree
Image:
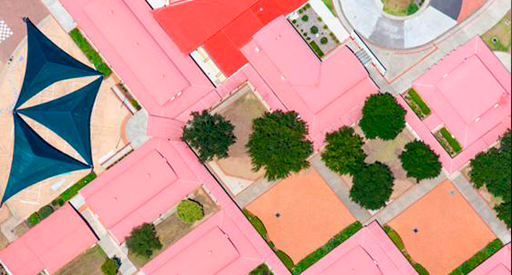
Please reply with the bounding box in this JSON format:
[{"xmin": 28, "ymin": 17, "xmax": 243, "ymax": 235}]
[
  {"xmin": 247, "ymin": 110, "xmax": 313, "ymax": 181},
  {"xmin": 125, "ymin": 223, "xmax": 162, "ymax": 258},
  {"xmin": 181, "ymin": 110, "xmax": 236, "ymax": 163},
  {"xmin": 494, "ymin": 199, "xmax": 511, "ymax": 229},
  {"xmin": 350, "ymin": 162, "xmax": 394, "ymax": 210},
  {"xmin": 400, "ymin": 140, "xmax": 442, "ymax": 182},
  {"xmin": 360, "ymin": 93, "xmax": 406, "ymax": 140},
  {"xmin": 101, "ymin": 258, "xmax": 119, "ymax": 275},
  {"xmin": 321, "ymin": 126, "xmax": 366, "ymax": 176},
  {"xmin": 177, "ymin": 199, "xmax": 204, "ymax": 224}
]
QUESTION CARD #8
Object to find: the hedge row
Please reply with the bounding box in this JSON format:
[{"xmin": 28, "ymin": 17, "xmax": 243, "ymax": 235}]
[
  {"xmin": 69, "ymin": 28, "xmax": 112, "ymax": 77},
  {"xmin": 449, "ymin": 239, "xmax": 503, "ymax": 275}
]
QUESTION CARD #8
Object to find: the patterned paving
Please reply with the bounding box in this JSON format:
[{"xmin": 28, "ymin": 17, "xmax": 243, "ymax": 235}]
[{"xmin": 0, "ymin": 20, "xmax": 13, "ymax": 44}]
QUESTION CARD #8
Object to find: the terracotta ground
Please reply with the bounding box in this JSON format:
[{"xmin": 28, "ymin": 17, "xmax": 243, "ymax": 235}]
[
  {"xmin": 388, "ymin": 180, "xmax": 496, "ymax": 275},
  {"xmin": 0, "ymin": 17, "xmax": 130, "ymax": 220},
  {"xmin": 457, "ymin": 0, "xmax": 489, "ymax": 22},
  {"xmin": 247, "ymin": 168, "xmax": 356, "ymax": 263}
]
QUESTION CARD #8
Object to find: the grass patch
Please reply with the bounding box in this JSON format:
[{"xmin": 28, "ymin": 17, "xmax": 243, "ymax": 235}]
[
  {"xmin": 321, "ymin": 0, "xmax": 337, "ymax": 16},
  {"xmin": 243, "ymin": 209, "xmax": 268, "ymax": 237},
  {"xmin": 291, "ymin": 221, "xmax": 362, "ymax": 274},
  {"xmin": 54, "ymin": 245, "xmax": 108, "ymax": 275},
  {"xmin": 437, "ymin": 127, "xmax": 462, "ymax": 155},
  {"xmin": 277, "ymin": 250, "xmax": 295, "ymax": 270},
  {"xmin": 309, "ymin": 41, "xmax": 325, "ymax": 58},
  {"xmin": 60, "ymin": 172, "xmax": 97, "ymax": 202},
  {"xmin": 382, "ymin": 0, "xmax": 421, "ymax": 16},
  {"xmin": 404, "ymin": 88, "xmax": 431, "ymax": 119},
  {"xmin": 383, "ymin": 225, "xmax": 430, "ymax": 275},
  {"xmin": 69, "ymin": 29, "xmax": 112, "ymax": 77},
  {"xmin": 481, "ymin": 11, "xmax": 511, "ymax": 52},
  {"xmin": 449, "ymin": 239, "xmax": 503, "ymax": 275}
]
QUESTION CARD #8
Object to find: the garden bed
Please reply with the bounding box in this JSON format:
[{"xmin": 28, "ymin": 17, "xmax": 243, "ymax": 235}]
[
  {"xmin": 117, "ymin": 83, "xmax": 141, "ymax": 111},
  {"xmin": 481, "ymin": 11, "xmax": 511, "ymax": 53},
  {"xmin": 403, "ymin": 88, "xmax": 431, "ymax": 120},
  {"xmin": 69, "ymin": 29, "xmax": 112, "ymax": 77},
  {"xmin": 128, "ymin": 187, "xmax": 218, "ymax": 267},
  {"xmin": 383, "ymin": 225, "xmax": 430, "ymax": 275},
  {"xmin": 381, "ymin": 0, "xmax": 423, "ymax": 16},
  {"xmin": 448, "ymin": 239, "xmax": 503, "ymax": 275},
  {"xmin": 435, "ymin": 127, "xmax": 462, "ymax": 157}
]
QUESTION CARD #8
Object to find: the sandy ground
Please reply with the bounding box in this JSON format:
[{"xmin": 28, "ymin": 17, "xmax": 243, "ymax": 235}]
[
  {"xmin": 388, "ymin": 180, "xmax": 496, "ymax": 275},
  {"xmin": 0, "ymin": 17, "xmax": 130, "ymax": 220},
  {"xmin": 247, "ymin": 168, "xmax": 356, "ymax": 263}
]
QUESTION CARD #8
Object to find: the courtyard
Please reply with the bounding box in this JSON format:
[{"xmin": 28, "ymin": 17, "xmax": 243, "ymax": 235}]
[
  {"xmin": 246, "ymin": 168, "xmax": 356, "ymax": 264},
  {"xmin": 209, "ymin": 83, "xmax": 269, "ymax": 196},
  {"xmin": 388, "ymin": 180, "xmax": 497, "ymax": 275}
]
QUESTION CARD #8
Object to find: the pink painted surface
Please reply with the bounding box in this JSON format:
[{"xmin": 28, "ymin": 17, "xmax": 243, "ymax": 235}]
[
  {"xmin": 80, "ymin": 138, "xmax": 200, "ymax": 242},
  {"xmin": 0, "ymin": 204, "xmax": 97, "ymax": 275},
  {"xmin": 142, "ymin": 211, "xmax": 261, "ymax": 275},
  {"xmin": 412, "ymin": 36, "xmax": 511, "ymax": 149},
  {"xmin": 469, "ymin": 244, "xmax": 511, "ymax": 275},
  {"xmin": 241, "ymin": 16, "xmax": 379, "ymax": 149},
  {"xmin": 146, "ymin": 115, "xmax": 184, "ymax": 140},
  {"xmin": 301, "ymin": 221, "xmax": 417, "ymax": 275},
  {"xmin": 60, "ymin": 0, "xmax": 216, "ymax": 118}
]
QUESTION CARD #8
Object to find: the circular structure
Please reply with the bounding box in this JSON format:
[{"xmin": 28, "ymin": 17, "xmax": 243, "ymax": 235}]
[{"xmin": 338, "ymin": 0, "xmax": 486, "ymax": 49}]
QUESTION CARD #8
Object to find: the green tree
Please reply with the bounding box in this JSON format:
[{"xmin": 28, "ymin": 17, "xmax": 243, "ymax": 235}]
[
  {"xmin": 176, "ymin": 199, "xmax": 204, "ymax": 224},
  {"xmin": 125, "ymin": 223, "xmax": 162, "ymax": 258},
  {"xmin": 350, "ymin": 162, "xmax": 394, "ymax": 210},
  {"xmin": 181, "ymin": 110, "xmax": 236, "ymax": 163},
  {"xmin": 360, "ymin": 93, "xmax": 406, "ymax": 140},
  {"xmin": 321, "ymin": 126, "xmax": 366, "ymax": 176},
  {"xmin": 101, "ymin": 258, "xmax": 119, "ymax": 275},
  {"xmin": 494, "ymin": 199, "xmax": 511, "ymax": 229},
  {"xmin": 400, "ymin": 140, "xmax": 442, "ymax": 182},
  {"xmin": 247, "ymin": 110, "xmax": 313, "ymax": 181}
]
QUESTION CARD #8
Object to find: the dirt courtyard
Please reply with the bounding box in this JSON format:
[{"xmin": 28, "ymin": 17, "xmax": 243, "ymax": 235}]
[
  {"xmin": 247, "ymin": 168, "xmax": 356, "ymax": 263},
  {"xmin": 388, "ymin": 180, "xmax": 496, "ymax": 275}
]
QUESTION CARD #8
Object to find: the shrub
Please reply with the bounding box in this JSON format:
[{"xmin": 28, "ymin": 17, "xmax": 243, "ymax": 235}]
[
  {"xmin": 360, "ymin": 93, "xmax": 406, "ymax": 140},
  {"xmin": 301, "ymin": 15, "xmax": 309, "ymax": 21},
  {"xmin": 320, "ymin": 37, "xmax": 328, "ymax": 44},
  {"xmin": 414, "ymin": 263, "xmax": 430, "ymax": 275},
  {"xmin": 494, "ymin": 200, "xmax": 511, "ymax": 229},
  {"xmin": 449, "ymin": 239, "xmax": 503, "ymax": 274},
  {"xmin": 247, "ymin": 110, "xmax": 313, "ymax": 181},
  {"xmin": 310, "ymin": 26, "xmax": 319, "ymax": 34},
  {"xmin": 69, "ymin": 29, "xmax": 112, "ymax": 77},
  {"xmin": 350, "ymin": 162, "xmax": 394, "ymax": 210},
  {"xmin": 249, "ymin": 264, "xmax": 274, "ymax": 275},
  {"xmin": 51, "ymin": 197, "xmax": 65, "ymax": 207},
  {"xmin": 126, "ymin": 223, "xmax": 162, "ymax": 258},
  {"xmin": 406, "ymin": 3, "xmax": 419, "ymax": 15},
  {"xmin": 321, "ymin": 126, "xmax": 366, "ymax": 176},
  {"xmin": 59, "ymin": 172, "xmax": 97, "ymax": 202},
  {"xmin": 243, "ymin": 209, "xmax": 267, "ymax": 237},
  {"xmin": 176, "ymin": 200, "xmax": 204, "ymax": 224},
  {"xmin": 38, "ymin": 205, "xmax": 54, "ymax": 219},
  {"xmin": 27, "ymin": 212, "xmax": 41, "ymax": 228},
  {"xmin": 101, "ymin": 258, "xmax": 119, "ymax": 275},
  {"xmin": 400, "ymin": 140, "xmax": 442, "ymax": 182},
  {"xmin": 383, "ymin": 225, "xmax": 405, "ymax": 250},
  {"xmin": 276, "ymin": 250, "xmax": 294, "ymax": 270},
  {"xmin": 181, "ymin": 110, "xmax": 236, "ymax": 163}
]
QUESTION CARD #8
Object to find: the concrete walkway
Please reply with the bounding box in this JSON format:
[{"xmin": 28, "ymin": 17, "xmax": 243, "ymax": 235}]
[
  {"xmin": 235, "ymin": 177, "xmax": 278, "ymax": 208},
  {"xmin": 339, "ymin": 0, "xmax": 457, "ymax": 48},
  {"xmin": 450, "ymin": 173, "xmax": 511, "ymax": 244}
]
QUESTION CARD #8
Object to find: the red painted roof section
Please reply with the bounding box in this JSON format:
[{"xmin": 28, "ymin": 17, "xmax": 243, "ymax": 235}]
[
  {"xmin": 251, "ymin": 0, "xmax": 285, "ymax": 25},
  {"xmin": 0, "ymin": 204, "xmax": 97, "ymax": 275},
  {"xmin": 203, "ymin": 32, "xmax": 249, "ymax": 76},
  {"xmin": 153, "ymin": 0, "xmax": 258, "ymax": 54},
  {"xmin": 223, "ymin": 10, "xmax": 265, "ymax": 48}
]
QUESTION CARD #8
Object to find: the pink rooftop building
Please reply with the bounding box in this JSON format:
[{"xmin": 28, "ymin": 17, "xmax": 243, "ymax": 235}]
[
  {"xmin": 0, "ymin": 204, "xmax": 97, "ymax": 275},
  {"xmin": 469, "ymin": 244, "xmax": 511, "ymax": 275},
  {"xmin": 398, "ymin": 36, "xmax": 511, "ymax": 173},
  {"xmin": 301, "ymin": 221, "xmax": 417, "ymax": 275}
]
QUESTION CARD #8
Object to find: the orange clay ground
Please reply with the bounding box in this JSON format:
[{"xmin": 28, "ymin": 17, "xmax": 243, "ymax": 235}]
[
  {"xmin": 388, "ymin": 180, "xmax": 496, "ymax": 275},
  {"xmin": 247, "ymin": 168, "xmax": 356, "ymax": 263},
  {"xmin": 457, "ymin": 0, "xmax": 488, "ymax": 22}
]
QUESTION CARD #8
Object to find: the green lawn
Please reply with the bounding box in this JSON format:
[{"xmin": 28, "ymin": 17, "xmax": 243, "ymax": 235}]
[
  {"xmin": 69, "ymin": 29, "xmax": 112, "ymax": 77},
  {"xmin": 59, "ymin": 172, "xmax": 97, "ymax": 202},
  {"xmin": 449, "ymin": 239, "xmax": 503, "ymax": 275},
  {"xmin": 321, "ymin": 0, "xmax": 337, "ymax": 16},
  {"xmin": 439, "ymin": 127, "xmax": 462, "ymax": 153},
  {"xmin": 405, "ymin": 88, "xmax": 431, "ymax": 119},
  {"xmin": 481, "ymin": 11, "xmax": 511, "ymax": 52}
]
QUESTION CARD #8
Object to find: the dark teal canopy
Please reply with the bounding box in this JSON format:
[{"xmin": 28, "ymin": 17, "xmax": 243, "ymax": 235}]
[
  {"xmin": 18, "ymin": 77, "xmax": 103, "ymax": 166},
  {"xmin": 14, "ymin": 18, "xmax": 100, "ymax": 109},
  {"xmin": 2, "ymin": 114, "xmax": 90, "ymax": 203}
]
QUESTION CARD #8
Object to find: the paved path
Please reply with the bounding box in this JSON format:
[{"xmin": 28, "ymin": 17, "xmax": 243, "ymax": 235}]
[
  {"xmin": 235, "ymin": 177, "xmax": 278, "ymax": 208},
  {"xmin": 310, "ymin": 155, "xmax": 372, "ymax": 222},
  {"xmin": 367, "ymin": 172, "xmax": 447, "ymax": 225},
  {"xmin": 339, "ymin": 0, "xmax": 457, "ymax": 48},
  {"xmin": 450, "ymin": 173, "xmax": 511, "ymax": 244}
]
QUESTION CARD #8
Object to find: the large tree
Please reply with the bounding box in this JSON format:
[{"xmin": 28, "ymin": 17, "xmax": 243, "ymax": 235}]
[
  {"xmin": 400, "ymin": 140, "xmax": 442, "ymax": 182},
  {"xmin": 247, "ymin": 110, "xmax": 313, "ymax": 181},
  {"xmin": 321, "ymin": 126, "xmax": 366, "ymax": 176},
  {"xmin": 360, "ymin": 93, "xmax": 406, "ymax": 140},
  {"xmin": 181, "ymin": 110, "xmax": 236, "ymax": 163},
  {"xmin": 125, "ymin": 223, "xmax": 162, "ymax": 258},
  {"xmin": 350, "ymin": 162, "xmax": 394, "ymax": 210}
]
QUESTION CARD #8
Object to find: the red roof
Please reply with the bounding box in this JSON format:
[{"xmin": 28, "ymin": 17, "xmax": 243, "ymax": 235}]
[
  {"xmin": 251, "ymin": 0, "xmax": 285, "ymax": 25},
  {"xmin": 203, "ymin": 32, "xmax": 249, "ymax": 76}
]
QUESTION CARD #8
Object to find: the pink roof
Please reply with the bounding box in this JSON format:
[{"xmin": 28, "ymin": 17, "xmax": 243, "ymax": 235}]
[
  {"xmin": 0, "ymin": 204, "xmax": 97, "ymax": 275},
  {"xmin": 412, "ymin": 36, "xmax": 511, "ymax": 148},
  {"xmin": 301, "ymin": 221, "xmax": 417, "ymax": 275},
  {"xmin": 142, "ymin": 210, "xmax": 262, "ymax": 275},
  {"xmin": 241, "ymin": 16, "xmax": 379, "ymax": 149},
  {"xmin": 60, "ymin": 0, "xmax": 216, "ymax": 118},
  {"xmin": 469, "ymin": 244, "xmax": 511, "ymax": 275},
  {"xmin": 80, "ymin": 138, "xmax": 201, "ymax": 242}
]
